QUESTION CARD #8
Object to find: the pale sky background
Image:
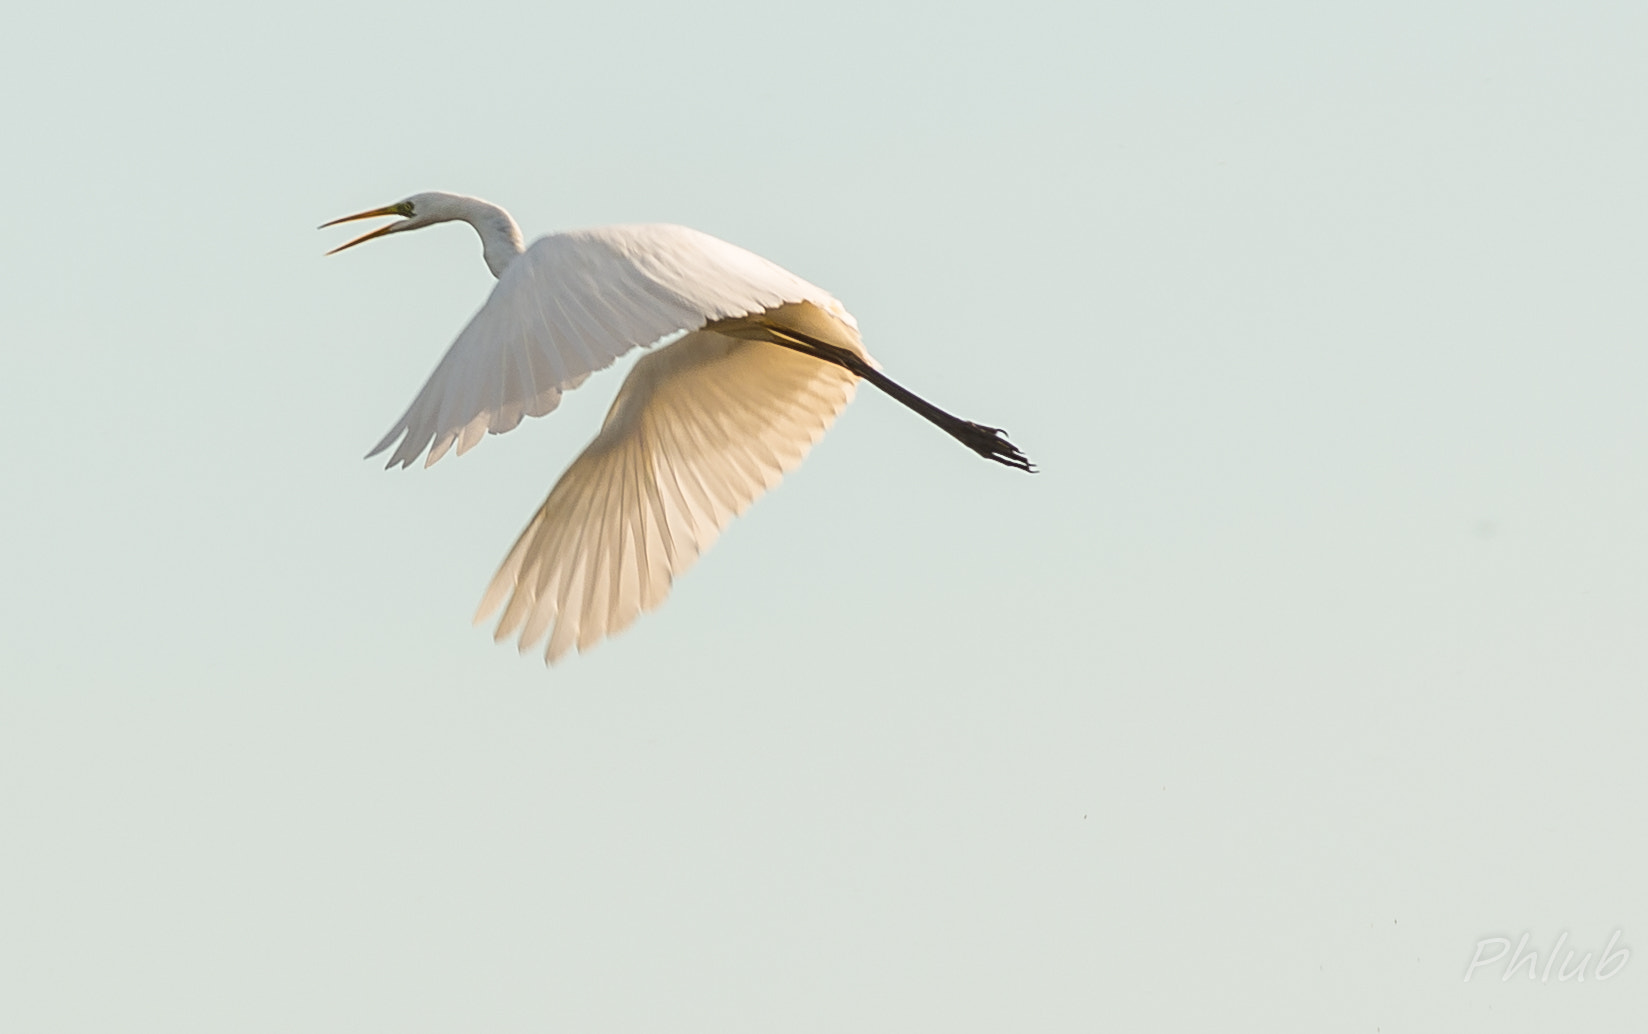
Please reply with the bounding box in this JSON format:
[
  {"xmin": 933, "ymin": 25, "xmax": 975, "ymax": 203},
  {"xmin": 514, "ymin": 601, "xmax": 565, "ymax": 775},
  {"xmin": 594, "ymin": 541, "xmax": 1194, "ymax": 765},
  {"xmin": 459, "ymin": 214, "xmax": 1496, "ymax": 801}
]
[{"xmin": 2, "ymin": 1, "xmax": 1645, "ymax": 1030}]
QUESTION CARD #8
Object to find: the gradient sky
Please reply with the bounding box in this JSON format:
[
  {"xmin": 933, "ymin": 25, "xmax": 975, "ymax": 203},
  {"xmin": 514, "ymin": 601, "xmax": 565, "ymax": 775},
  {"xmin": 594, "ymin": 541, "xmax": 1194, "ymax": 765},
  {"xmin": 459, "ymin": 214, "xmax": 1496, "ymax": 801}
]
[{"xmin": 2, "ymin": 1, "xmax": 1645, "ymax": 1030}]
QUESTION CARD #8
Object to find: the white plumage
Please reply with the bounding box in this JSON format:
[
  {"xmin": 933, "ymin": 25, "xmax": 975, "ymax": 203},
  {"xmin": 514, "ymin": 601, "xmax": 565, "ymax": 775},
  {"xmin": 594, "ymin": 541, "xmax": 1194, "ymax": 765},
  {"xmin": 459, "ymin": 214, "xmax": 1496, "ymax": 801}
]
[
  {"xmin": 368, "ymin": 223, "xmax": 855, "ymax": 471},
  {"xmin": 479, "ymin": 318, "xmax": 858, "ymax": 660},
  {"xmin": 323, "ymin": 191, "xmax": 1030, "ymax": 664}
]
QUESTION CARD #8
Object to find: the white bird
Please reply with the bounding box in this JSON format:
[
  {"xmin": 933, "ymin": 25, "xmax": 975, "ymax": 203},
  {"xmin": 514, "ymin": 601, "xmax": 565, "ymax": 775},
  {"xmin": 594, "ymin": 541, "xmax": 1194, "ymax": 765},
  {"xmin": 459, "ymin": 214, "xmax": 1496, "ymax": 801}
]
[{"xmin": 322, "ymin": 191, "xmax": 1033, "ymax": 663}]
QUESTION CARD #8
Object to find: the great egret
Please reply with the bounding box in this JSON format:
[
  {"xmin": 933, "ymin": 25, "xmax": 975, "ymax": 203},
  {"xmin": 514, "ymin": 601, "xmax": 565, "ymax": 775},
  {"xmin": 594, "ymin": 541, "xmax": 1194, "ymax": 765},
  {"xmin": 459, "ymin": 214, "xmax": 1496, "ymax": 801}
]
[{"xmin": 323, "ymin": 191, "xmax": 1033, "ymax": 663}]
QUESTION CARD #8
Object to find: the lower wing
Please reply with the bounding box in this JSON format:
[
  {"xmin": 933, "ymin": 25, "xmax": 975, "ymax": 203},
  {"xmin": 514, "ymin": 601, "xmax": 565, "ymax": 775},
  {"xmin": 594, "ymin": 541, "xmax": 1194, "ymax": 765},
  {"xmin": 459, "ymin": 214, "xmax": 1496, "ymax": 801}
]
[{"xmin": 475, "ymin": 318, "xmax": 860, "ymax": 662}]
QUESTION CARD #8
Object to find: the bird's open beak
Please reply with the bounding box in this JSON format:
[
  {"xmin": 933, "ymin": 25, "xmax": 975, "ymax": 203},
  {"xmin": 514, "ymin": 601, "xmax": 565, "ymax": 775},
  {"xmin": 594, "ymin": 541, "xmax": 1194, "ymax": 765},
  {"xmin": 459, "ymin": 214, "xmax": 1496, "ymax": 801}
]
[{"xmin": 319, "ymin": 204, "xmax": 408, "ymax": 255}]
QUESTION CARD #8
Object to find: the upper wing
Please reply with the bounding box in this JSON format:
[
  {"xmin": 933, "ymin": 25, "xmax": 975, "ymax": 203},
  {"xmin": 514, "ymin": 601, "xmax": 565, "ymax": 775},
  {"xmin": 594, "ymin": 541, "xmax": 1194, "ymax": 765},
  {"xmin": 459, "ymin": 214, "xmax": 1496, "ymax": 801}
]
[
  {"xmin": 368, "ymin": 224, "xmax": 851, "ymax": 468},
  {"xmin": 475, "ymin": 313, "xmax": 862, "ymax": 663}
]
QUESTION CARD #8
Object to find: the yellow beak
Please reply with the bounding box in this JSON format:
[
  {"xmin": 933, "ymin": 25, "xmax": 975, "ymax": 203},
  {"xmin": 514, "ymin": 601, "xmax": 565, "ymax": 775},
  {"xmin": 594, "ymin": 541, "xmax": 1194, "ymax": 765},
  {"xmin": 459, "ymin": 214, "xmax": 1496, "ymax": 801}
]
[{"xmin": 319, "ymin": 204, "xmax": 407, "ymax": 255}]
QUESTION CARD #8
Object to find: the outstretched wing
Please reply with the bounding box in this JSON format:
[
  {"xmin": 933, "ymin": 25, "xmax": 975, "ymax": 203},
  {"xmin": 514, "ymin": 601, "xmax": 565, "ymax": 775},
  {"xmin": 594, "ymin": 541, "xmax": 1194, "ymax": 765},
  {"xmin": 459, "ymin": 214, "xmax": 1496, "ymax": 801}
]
[
  {"xmin": 368, "ymin": 224, "xmax": 850, "ymax": 469},
  {"xmin": 476, "ymin": 314, "xmax": 861, "ymax": 663}
]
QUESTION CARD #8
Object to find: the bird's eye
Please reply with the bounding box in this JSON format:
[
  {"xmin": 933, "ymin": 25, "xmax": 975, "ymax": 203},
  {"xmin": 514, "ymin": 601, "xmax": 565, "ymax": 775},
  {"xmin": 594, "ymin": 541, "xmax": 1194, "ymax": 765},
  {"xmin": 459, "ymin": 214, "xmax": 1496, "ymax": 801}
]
[{"xmin": 396, "ymin": 201, "xmax": 415, "ymax": 217}]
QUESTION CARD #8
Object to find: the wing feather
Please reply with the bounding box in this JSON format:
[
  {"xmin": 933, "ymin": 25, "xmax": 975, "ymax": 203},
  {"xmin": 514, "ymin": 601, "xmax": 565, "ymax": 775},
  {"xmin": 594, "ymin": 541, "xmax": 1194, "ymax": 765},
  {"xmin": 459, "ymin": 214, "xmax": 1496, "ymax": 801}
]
[
  {"xmin": 369, "ymin": 225, "xmax": 850, "ymax": 469},
  {"xmin": 477, "ymin": 317, "xmax": 861, "ymax": 663}
]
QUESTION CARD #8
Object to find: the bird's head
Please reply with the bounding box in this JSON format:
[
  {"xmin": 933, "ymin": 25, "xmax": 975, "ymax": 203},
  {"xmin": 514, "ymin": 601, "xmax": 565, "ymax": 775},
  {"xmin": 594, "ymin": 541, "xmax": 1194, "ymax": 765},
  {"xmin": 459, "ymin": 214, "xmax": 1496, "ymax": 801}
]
[{"xmin": 319, "ymin": 192, "xmax": 465, "ymax": 254}]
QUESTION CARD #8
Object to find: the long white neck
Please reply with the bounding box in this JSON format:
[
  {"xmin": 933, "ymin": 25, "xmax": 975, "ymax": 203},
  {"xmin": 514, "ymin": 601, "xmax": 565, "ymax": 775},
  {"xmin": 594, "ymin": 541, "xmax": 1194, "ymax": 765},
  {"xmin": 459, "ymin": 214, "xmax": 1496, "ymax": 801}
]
[
  {"xmin": 431, "ymin": 194, "xmax": 525, "ymax": 278},
  {"xmin": 467, "ymin": 199, "xmax": 526, "ymax": 278}
]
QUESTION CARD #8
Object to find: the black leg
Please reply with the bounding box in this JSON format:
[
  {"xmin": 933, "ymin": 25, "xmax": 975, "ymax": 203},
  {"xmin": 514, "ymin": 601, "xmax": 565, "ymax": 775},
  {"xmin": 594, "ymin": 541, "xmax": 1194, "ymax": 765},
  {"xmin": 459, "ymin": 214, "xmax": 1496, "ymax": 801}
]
[{"xmin": 760, "ymin": 328, "xmax": 1037, "ymax": 474}]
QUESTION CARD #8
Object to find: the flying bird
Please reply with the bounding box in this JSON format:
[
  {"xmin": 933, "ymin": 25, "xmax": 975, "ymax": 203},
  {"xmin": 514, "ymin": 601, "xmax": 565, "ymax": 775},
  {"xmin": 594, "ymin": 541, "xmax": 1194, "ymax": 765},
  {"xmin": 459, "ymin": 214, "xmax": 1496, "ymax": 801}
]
[{"xmin": 322, "ymin": 191, "xmax": 1033, "ymax": 663}]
